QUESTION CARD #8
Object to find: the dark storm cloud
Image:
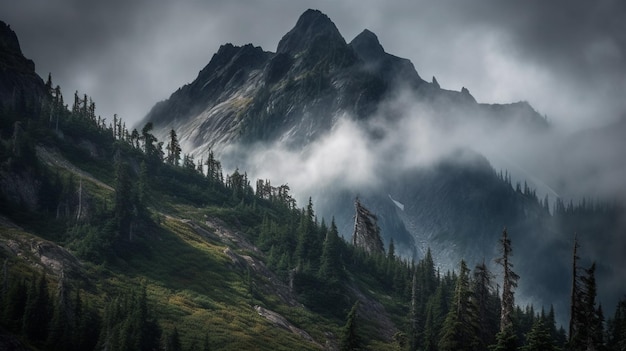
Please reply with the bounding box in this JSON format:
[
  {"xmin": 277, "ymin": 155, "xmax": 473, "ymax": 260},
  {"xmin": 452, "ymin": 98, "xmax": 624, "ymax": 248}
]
[{"xmin": 1, "ymin": 0, "xmax": 624, "ymax": 129}]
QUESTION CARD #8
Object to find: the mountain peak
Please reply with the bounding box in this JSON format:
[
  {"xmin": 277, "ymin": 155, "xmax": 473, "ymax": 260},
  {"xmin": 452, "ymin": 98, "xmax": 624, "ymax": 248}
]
[
  {"xmin": 0, "ymin": 21, "xmax": 23, "ymax": 56},
  {"xmin": 276, "ymin": 9, "xmax": 346, "ymax": 55},
  {"xmin": 349, "ymin": 29, "xmax": 385, "ymax": 61}
]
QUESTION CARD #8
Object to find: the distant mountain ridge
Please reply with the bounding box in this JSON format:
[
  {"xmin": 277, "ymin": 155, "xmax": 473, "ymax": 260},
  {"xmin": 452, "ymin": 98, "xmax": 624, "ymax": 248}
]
[{"xmin": 141, "ymin": 9, "xmax": 546, "ymax": 155}]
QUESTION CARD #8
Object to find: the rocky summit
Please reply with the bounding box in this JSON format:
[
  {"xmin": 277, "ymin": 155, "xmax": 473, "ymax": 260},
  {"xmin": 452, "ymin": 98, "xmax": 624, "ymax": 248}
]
[{"xmin": 140, "ymin": 9, "xmax": 546, "ymax": 155}]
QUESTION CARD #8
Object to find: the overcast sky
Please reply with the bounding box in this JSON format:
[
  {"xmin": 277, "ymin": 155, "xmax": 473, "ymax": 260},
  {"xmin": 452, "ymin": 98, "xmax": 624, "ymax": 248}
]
[{"xmin": 1, "ymin": 0, "xmax": 625, "ymax": 131}]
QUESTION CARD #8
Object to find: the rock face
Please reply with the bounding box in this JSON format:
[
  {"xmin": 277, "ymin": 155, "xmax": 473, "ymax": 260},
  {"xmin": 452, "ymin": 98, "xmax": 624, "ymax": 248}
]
[
  {"xmin": 141, "ymin": 8, "xmax": 552, "ymax": 270},
  {"xmin": 140, "ymin": 9, "xmax": 546, "ymax": 156},
  {"xmin": 0, "ymin": 21, "xmax": 47, "ymax": 111},
  {"xmin": 352, "ymin": 199, "xmax": 384, "ymax": 255}
]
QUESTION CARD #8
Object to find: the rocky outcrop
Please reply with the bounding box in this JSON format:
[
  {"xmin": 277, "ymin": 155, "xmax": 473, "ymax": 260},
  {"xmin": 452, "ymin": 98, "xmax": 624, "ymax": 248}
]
[
  {"xmin": 254, "ymin": 305, "xmax": 320, "ymax": 346},
  {"xmin": 0, "ymin": 21, "xmax": 47, "ymax": 112},
  {"xmin": 352, "ymin": 199, "xmax": 384, "ymax": 255}
]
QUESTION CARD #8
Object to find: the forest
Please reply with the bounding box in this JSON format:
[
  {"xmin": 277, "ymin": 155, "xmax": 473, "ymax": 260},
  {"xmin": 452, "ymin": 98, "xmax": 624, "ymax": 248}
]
[{"xmin": 1, "ymin": 72, "xmax": 626, "ymax": 350}]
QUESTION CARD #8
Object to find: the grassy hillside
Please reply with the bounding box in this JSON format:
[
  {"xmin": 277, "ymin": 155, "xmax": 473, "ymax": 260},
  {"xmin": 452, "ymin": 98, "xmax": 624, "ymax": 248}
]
[{"xmin": 0, "ymin": 86, "xmax": 413, "ymax": 350}]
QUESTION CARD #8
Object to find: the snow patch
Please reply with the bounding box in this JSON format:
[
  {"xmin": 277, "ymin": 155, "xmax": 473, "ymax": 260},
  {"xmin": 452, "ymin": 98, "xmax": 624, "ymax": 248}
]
[{"xmin": 388, "ymin": 194, "xmax": 405, "ymax": 211}]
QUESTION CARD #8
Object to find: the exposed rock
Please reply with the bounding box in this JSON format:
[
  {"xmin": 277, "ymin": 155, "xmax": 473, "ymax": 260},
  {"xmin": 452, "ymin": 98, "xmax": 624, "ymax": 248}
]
[
  {"xmin": 30, "ymin": 239, "xmax": 82, "ymax": 278},
  {"xmin": 188, "ymin": 219, "xmax": 300, "ymax": 307},
  {"xmin": 0, "ymin": 227, "xmax": 83, "ymax": 279},
  {"xmin": 0, "ymin": 20, "xmax": 47, "ymax": 111},
  {"xmin": 254, "ymin": 305, "xmax": 320, "ymax": 346},
  {"xmin": 432, "ymin": 76, "xmax": 440, "ymax": 89},
  {"xmin": 350, "ymin": 29, "xmax": 424, "ymax": 87},
  {"xmin": 276, "ymin": 9, "xmax": 346, "ymax": 57},
  {"xmin": 352, "ymin": 198, "xmax": 384, "ymax": 255},
  {"xmin": 347, "ymin": 284, "xmax": 398, "ymax": 342}
]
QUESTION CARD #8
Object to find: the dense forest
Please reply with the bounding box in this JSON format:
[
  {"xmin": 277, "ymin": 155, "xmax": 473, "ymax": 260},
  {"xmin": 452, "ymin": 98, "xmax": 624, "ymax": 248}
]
[{"xmin": 1, "ymin": 66, "xmax": 626, "ymax": 350}]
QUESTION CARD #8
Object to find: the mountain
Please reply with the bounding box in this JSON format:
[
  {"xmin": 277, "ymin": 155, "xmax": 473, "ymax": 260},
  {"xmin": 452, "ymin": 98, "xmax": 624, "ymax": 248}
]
[
  {"xmin": 141, "ymin": 9, "xmax": 545, "ymax": 154},
  {"xmin": 0, "ymin": 21, "xmax": 47, "ymax": 116},
  {"xmin": 141, "ymin": 9, "xmax": 625, "ymax": 324},
  {"xmin": 1, "ymin": 14, "xmax": 625, "ymax": 351}
]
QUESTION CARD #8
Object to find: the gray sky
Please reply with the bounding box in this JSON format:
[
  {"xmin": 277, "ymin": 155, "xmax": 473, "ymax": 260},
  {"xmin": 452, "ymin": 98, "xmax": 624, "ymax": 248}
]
[{"xmin": 1, "ymin": 0, "xmax": 625, "ymax": 131}]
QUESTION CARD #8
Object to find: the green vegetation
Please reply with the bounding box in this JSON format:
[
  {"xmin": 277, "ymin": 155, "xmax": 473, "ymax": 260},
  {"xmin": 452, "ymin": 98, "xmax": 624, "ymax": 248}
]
[{"xmin": 1, "ymin": 73, "xmax": 625, "ymax": 351}]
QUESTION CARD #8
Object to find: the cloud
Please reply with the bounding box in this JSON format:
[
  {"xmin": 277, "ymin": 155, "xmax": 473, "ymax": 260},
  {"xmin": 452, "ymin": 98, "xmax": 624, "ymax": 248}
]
[{"xmin": 1, "ymin": 0, "xmax": 624, "ymax": 131}]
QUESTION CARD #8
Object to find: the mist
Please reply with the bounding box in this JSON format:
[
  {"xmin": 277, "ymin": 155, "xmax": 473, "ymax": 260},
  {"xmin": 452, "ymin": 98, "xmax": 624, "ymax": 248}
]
[
  {"xmin": 222, "ymin": 87, "xmax": 626, "ymax": 208},
  {"xmin": 218, "ymin": 87, "xmax": 626, "ymax": 326}
]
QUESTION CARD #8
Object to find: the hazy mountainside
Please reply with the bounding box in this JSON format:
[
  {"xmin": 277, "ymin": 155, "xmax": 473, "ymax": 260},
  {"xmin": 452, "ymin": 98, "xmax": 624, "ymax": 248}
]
[
  {"xmin": 141, "ymin": 9, "xmax": 546, "ymax": 154},
  {"xmin": 2, "ymin": 15, "xmax": 626, "ymax": 351},
  {"xmin": 140, "ymin": 8, "xmax": 626, "ymax": 320}
]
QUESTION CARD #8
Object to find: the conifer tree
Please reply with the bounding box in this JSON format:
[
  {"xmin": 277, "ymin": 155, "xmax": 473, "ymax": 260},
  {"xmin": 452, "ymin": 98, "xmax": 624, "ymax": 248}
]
[
  {"xmin": 496, "ymin": 228, "xmax": 519, "ymax": 332},
  {"xmin": 607, "ymin": 298, "xmax": 626, "ymax": 351},
  {"xmin": 318, "ymin": 219, "xmax": 342, "ymax": 283},
  {"xmin": 166, "ymin": 129, "xmax": 181, "ymax": 166},
  {"xmin": 3, "ymin": 278, "xmax": 27, "ymax": 332},
  {"xmin": 341, "ymin": 301, "xmax": 362, "ymax": 351},
  {"xmin": 521, "ymin": 319, "xmax": 558, "ymax": 351},
  {"xmin": 491, "ymin": 229, "xmax": 520, "ymax": 351},
  {"xmin": 166, "ymin": 327, "xmax": 182, "ymax": 351},
  {"xmin": 439, "ymin": 260, "xmax": 479, "ymax": 351},
  {"xmin": 23, "ymin": 273, "xmax": 52, "ymax": 342},
  {"xmin": 474, "ymin": 260, "xmax": 499, "ymax": 349}
]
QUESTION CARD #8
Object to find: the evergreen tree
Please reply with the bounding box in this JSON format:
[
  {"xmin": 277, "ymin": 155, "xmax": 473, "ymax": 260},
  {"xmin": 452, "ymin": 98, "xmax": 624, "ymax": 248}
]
[
  {"xmin": 473, "ymin": 260, "xmax": 499, "ymax": 349},
  {"xmin": 3, "ymin": 278, "xmax": 27, "ymax": 332},
  {"xmin": 409, "ymin": 271, "xmax": 420, "ymax": 351},
  {"xmin": 341, "ymin": 301, "xmax": 362, "ymax": 351},
  {"xmin": 47, "ymin": 272, "xmax": 72, "ymax": 351},
  {"xmin": 318, "ymin": 218, "xmax": 342, "ymax": 283},
  {"xmin": 22, "ymin": 273, "xmax": 52, "ymax": 342},
  {"xmin": 569, "ymin": 238, "xmax": 604, "ymax": 351},
  {"xmin": 438, "ymin": 260, "xmax": 479, "ymax": 351},
  {"xmin": 202, "ymin": 333, "xmax": 211, "ymax": 351},
  {"xmin": 607, "ymin": 298, "xmax": 626, "ymax": 351},
  {"xmin": 423, "ymin": 282, "xmax": 449, "ymax": 351},
  {"xmin": 496, "ymin": 228, "xmax": 519, "ymax": 332},
  {"xmin": 491, "ymin": 229, "xmax": 520, "ymax": 351},
  {"xmin": 166, "ymin": 129, "xmax": 182, "ymax": 166},
  {"xmin": 166, "ymin": 327, "xmax": 182, "ymax": 351},
  {"xmin": 521, "ymin": 319, "xmax": 558, "ymax": 351},
  {"xmin": 114, "ymin": 160, "xmax": 133, "ymax": 239}
]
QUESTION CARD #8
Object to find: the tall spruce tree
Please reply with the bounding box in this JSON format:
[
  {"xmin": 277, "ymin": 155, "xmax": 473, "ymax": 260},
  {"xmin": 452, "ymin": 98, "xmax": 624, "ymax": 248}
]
[
  {"xmin": 22, "ymin": 273, "xmax": 52, "ymax": 342},
  {"xmin": 474, "ymin": 260, "xmax": 499, "ymax": 349},
  {"xmin": 318, "ymin": 219, "xmax": 342, "ymax": 283},
  {"xmin": 491, "ymin": 228, "xmax": 519, "ymax": 351},
  {"xmin": 521, "ymin": 319, "xmax": 558, "ymax": 351},
  {"xmin": 438, "ymin": 260, "xmax": 479, "ymax": 351},
  {"xmin": 166, "ymin": 128, "xmax": 181, "ymax": 166},
  {"xmin": 341, "ymin": 301, "xmax": 362, "ymax": 351}
]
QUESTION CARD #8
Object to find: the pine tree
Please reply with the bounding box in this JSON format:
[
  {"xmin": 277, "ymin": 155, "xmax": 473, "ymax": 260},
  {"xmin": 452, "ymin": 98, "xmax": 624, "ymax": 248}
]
[
  {"xmin": 491, "ymin": 229, "xmax": 519, "ymax": 351},
  {"xmin": 496, "ymin": 228, "xmax": 519, "ymax": 332},
  {"xmin": 3, "ymin": 278, "xmax": 27, "ymax": 332},
  {"xmin": 22, "ymin": 273, "xmax": 52, "ymax": 342},
  {"xmin": 474, "ymin": 260, "xmax": 499, "ymax": 349},
  {"xmin": 341, "ymin": 301, "xmax": 362, "ymax": 351},
  {"xmin": 607, "ymin": 298, "xmax": 626, "ymax": 351},
  {"xmin": 166, "ymin": 129, "xmax": 181, "ymax": 166},
  {"xmin": 568, "ymin": 238, "xmax": 604, "ymax": 350},
  {"xmin": 521, "ymin": 319, "xmax": 558, "ymax": 351},
  {"xmin": 423, "ymin": 282, "xmax": 449, "ymax": 351},
  {"xmin": 166, "ymin": 327, "xmax": 182, "ymax": 351},
  {"xmin": 318, "ymin": 219, "xmax": 342, "ymax": 283},
  {"xmin": 202, "ymin": 333, "xmax": 211, "ymax": 351},
  {"xmin": 438, "ymin": 260, "xmax": 479, "ymax": 351}
]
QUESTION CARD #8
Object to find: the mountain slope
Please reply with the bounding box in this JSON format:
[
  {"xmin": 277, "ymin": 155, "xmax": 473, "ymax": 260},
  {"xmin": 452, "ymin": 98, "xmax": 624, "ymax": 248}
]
[
  {"xmin": 140, "ymin": 9, "xmax": 625, "ymax": 326},
  {"xmin": 141, "ymin": 9, "xmax": 545, "ymax": 154}
]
